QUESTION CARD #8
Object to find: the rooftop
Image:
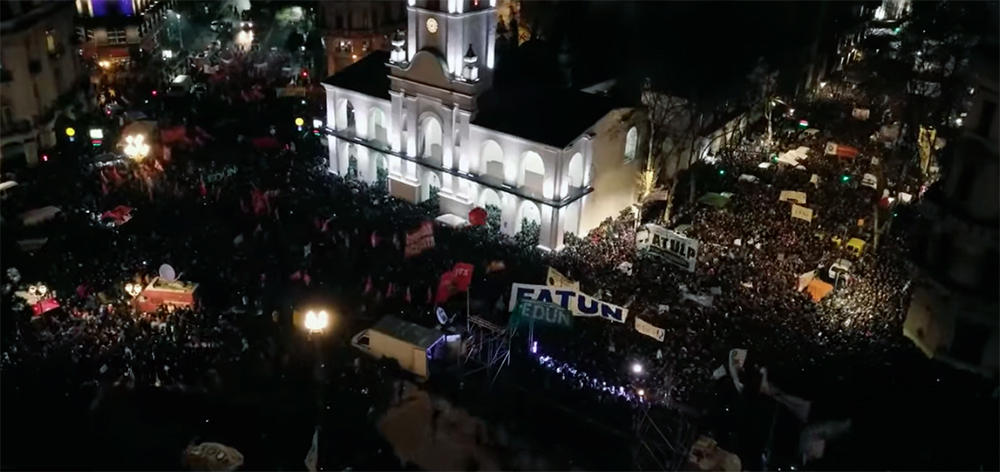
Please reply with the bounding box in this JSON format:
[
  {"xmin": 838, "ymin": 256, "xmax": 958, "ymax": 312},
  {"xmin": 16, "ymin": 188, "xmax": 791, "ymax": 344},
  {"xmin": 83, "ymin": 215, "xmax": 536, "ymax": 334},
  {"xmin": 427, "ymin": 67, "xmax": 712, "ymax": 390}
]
[
  {"xmin": 371, "ymin": 315, "xmax": 444, "ymax": 350},
  {"xmin": 321, "ymin": 50, "xmax": 392, "ymax": 101},
  {"xmin": 472, "ymin": 84, "xmax": 621, "ymax": 148},
  {"xmin": 321, "ymin": 48, "xmax": 622, "ymax": 148}
]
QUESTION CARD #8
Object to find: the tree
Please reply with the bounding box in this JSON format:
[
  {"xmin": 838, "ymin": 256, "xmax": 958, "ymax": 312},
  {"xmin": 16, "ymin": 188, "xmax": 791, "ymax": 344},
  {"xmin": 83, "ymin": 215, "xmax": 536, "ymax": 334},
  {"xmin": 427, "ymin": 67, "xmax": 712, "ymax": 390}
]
[
  {"xmin": 515, "ymin": 219, "xmax": 540, "ymax": 248},
  {"xmin": 485, "ymin": 204, "xmax": 502, "ymax": 233},
  {"xmin": 638, "ymin": 80, "xmax": 710, "ymax": 223}
]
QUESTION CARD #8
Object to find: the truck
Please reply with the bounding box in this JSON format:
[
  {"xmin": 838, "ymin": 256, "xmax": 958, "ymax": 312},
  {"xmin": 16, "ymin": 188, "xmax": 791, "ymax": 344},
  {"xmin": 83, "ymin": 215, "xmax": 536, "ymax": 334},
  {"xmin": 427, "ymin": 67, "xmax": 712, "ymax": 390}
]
[{"xmin": 351, "ymin": 316, "xmax": 454, "ymax": 379}]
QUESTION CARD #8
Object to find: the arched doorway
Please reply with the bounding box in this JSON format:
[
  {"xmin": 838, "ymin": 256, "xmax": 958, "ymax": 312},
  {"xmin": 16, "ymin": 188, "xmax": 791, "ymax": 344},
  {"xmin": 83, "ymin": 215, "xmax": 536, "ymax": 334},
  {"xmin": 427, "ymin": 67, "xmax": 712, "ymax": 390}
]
[
  {"xmin": 516, "ymin": 200, "xmax": 541, "ymax": 233},
  {"xmin": 422, "ymin": 170, "xmax": 441, "ymax": 201},
  {"xmin": 480, "ymin": 140, "xmax": 504, "ymax": 181},
  {"xmin": 519, "ymin": 151, "xmax": 545, "ymax": 195},
  {"xmin": 624, "ymin": 126, "xmax": 638, "ymax": 162},
  {"xmin": 479, "ymin": 189, "xmax": 503, "ymax": 232},
  {"xmin": 347, "ymin": 144, "xmax": 359, "ymax": 179},
  {"xmin": 419, "ymin": 115, "xmax": 443, "ymax": 160},
  {"xmin": 369, "ymin": 107, "xmax": 387, "ymax": 146},
  {"xmin": 565, "ymin": 152, "xmax": 584, "ymax": 197},
  {"xmin": 337, "ymin": 99, "xmax": 356, "ymax": 132},
  {"xmin": 374, "ymin": 152, "xmax": 388, "ymax": 189}
]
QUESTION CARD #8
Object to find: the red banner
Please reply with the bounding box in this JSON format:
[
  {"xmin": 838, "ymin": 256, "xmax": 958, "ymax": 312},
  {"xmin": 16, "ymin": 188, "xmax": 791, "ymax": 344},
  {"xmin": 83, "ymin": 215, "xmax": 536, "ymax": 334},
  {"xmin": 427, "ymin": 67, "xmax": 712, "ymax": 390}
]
[
  {"xmin": 435, "ymin": 271, "xmax": 455, "ymax": 304},
  {"xmin": 404, "ymin": 222, "xmax": 435, "ymax": 258},
  {"xmin": 32, "ymin": 297, "xmax": 61, "ymax": 317}
]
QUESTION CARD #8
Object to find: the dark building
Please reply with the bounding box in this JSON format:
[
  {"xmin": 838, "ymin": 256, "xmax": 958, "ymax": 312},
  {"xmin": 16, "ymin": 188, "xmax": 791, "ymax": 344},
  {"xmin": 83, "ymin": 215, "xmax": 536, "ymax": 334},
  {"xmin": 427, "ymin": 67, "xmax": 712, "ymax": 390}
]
[
  {"xmin": 318, "ymin": 0, "xmax": 407, "ymax": 77},
  {"xmin": 1, "ymin": 0, "xmax": 87, "ymax": 168},
  {"xmin": 904, "ymin": 45, "xmax": 999, "ymax": 375},
  {"xmin": 75, "ymin": 0, "xmax": 178, "ymax": 64}
]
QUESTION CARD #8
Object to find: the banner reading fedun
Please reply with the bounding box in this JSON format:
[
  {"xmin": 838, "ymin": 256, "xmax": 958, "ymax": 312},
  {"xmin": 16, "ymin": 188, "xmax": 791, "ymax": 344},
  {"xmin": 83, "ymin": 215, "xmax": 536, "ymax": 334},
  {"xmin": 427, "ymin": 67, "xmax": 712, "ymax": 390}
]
[
  {"xmin": 546, "ymin": 267, "xmax": 580, "ymax": 291},
  {"xmin": 509, "ymin": 283, "xmax": 628, "ymax": 323},
  {"xmin": 634, "ymin": 317, "xmax": 665, "ymax": 342}
]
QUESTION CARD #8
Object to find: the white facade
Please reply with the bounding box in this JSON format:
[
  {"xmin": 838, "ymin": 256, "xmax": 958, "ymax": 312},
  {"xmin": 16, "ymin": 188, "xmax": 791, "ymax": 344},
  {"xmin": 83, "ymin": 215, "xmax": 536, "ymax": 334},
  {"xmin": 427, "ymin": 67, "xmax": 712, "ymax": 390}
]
[{"xmin": 321, "ymin": 0, "xmax": 639, "ymax": 249}]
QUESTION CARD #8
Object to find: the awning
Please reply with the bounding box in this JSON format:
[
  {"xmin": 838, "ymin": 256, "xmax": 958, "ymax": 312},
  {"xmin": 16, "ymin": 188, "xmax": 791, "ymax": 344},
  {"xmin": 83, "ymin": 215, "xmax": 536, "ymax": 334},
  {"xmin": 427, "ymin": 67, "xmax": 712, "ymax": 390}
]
[
  {"xmin": 699, "ymin": 192, "xmax": 731, "ymax": 209},
  {"xmin": 434, "ymin": 213, "xmax": 468, "ymax": 228}
]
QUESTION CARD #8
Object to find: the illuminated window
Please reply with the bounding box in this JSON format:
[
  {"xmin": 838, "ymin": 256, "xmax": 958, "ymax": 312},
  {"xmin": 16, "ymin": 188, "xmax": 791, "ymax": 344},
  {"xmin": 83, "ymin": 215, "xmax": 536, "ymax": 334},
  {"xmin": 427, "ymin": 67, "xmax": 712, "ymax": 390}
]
[
  {"xmin": 46, "ymin": 30, "xmax": 57, "ymax": 53},
  {"xmin": 624, "ymin": 127, "xmax": 638, "ymax": 162},
  {"xmin": 106, "ymin": 28, "xmax": 127, "ymax": 44}
]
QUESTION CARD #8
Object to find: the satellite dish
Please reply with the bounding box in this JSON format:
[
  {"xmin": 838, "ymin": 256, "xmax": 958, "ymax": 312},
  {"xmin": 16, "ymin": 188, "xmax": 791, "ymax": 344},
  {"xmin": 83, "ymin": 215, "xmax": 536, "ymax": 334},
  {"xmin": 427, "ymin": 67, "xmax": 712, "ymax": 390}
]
[
  {"xmin": 436, "ymin": 307, "xmax": 448, "ymax": 325},
  {"xmin": 158, "ymin": 264, "xmax": 177, "ymax": 282}
]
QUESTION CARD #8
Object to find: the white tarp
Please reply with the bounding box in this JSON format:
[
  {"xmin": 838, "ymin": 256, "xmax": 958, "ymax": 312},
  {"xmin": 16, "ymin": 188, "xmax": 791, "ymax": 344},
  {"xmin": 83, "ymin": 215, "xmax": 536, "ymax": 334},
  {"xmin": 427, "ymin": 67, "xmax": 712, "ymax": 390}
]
[
  {"xmin": 434, "ymin": 213, "xmax": 468, "ymax": 228},
  {"xmin": 898, "ymin": 192, "xmax": 913, "ymax": 203},
  {"xmin": 779, "ymin": 190, "xmax": 807, "ymax": 205},
  {"xmin": 796, "ymin": 270, "xmax": 817, "ymax": 292},
  {"xmin": 21, "ymin": 206, "xmax": 61, "ymax": 226},
  {"xmin": 777, "ymin": 147, "xmax": 810, "ymax": 166},
  {"xmin": 635, "ymin": 224, "xmax": 699, "ymax": 272},
  {"xmin": 738, "ymin": 174, "xmax": 759, "ymax": 182},
  {"xmin": 635, "ymin": 317, "xmax": 665, "ymax": 342}
]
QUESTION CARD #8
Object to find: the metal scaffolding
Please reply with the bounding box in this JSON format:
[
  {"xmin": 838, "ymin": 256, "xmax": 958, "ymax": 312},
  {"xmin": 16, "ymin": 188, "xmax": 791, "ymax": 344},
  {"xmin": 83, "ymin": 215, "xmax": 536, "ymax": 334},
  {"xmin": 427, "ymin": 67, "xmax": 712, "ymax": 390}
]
[
  {"xmin": 463, "ymin": 315, "xmax": 511, "ymax": 388},
  {"xmin": 631, "ymin": 403, "xmax": 698, "ymax": 471}
]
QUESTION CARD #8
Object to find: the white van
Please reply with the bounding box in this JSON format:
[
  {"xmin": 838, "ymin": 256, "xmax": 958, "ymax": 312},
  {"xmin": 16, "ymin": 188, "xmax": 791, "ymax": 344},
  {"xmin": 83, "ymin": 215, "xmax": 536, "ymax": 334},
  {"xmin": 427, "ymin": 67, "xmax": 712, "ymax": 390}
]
[{"xmin": 168, "ymin": 75, "xmax": 192, "ymax": 96}]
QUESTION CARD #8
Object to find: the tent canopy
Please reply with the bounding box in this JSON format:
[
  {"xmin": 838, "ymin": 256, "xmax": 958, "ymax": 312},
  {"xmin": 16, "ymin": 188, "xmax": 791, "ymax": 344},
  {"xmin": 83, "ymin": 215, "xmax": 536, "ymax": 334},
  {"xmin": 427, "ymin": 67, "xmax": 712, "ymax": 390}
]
[
  {"xmin": 371, "ymin": 316, "xmax": 445, "ymax": 350},
  {"xmin": 805, "ymin": 279, "xmax": 834, "ymax": 302},
  {"xmin": 699, "ymin": 192, "xmax": 732, "ymax": 209},
  {"xmin": 434, "ymin": 213, "xmax": 468, "ymax": 228}
]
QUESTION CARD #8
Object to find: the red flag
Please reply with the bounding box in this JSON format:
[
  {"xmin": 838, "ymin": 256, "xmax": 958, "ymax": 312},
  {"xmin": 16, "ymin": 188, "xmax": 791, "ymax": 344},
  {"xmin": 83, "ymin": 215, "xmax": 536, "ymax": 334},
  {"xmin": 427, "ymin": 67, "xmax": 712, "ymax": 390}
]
[
  {"xmin": 290, "ymin": 271, "xmax": 302, "ymax": 281},
  {"xmin": 153, "ymin": 159, "xmax": 164, "ymax": 172},
  {"xmin": 76, "ymin": 284, "xmax": 88, "ymax": 298},
  {"xmin": 386, "ymin": 283, "xmax": 395, "ymax": 298},
  {"xmin": 303, "ymin": 272, "xmax": 311, "ymax": 286},
  {"xmin": 405, "ymin": 287, "xmax": 411, "ymax": 303},
  {"xmin": 450, "ymin": 263, "xmax": 475, "ymax": 292},
  {"xmin": 435, "ymin": 270, "xmax": 456, "ymax": 304},
  {"xmin": 364, "ymin": 276, "xmax": 373, "ymax": 294},
  {"xmin": 370, "ymin": 232, "xmax": 379, "ymax": 248},
  {"xmin": 199, "ymin": 179, "xmax": 207, "ymax": 197}
]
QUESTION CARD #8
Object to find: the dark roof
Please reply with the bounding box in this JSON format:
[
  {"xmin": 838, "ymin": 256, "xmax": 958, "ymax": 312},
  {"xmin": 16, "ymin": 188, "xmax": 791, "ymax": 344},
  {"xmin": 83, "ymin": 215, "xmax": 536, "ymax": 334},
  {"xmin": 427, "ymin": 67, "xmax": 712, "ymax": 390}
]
[
  {"xmin": 473, "ymin": 84, "xmax": 621, "ymax": 148},
  {"xmin": 321, "ymin": 50, "xmax": 391, "ymax": 100},
  {"xmin": 371, "ymin": 315, "xmax": 444, "ymax": 350}
]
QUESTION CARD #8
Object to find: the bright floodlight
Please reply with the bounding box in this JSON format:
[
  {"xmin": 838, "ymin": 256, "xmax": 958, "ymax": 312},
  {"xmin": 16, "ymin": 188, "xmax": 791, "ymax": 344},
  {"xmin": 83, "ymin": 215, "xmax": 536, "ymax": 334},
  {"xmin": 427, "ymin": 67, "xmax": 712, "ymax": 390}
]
[
  {"xmin": 631, "ymin": 362, "xmax": 643, "ymax": 374},
  {"xmin": 124, "ymin": 134, "xmax": 150, "ymax": 160},
  {"xmin": 65, "ymin": 127, "xmax": 76, "ymax": 137},
  {"xmin": 162, "ymin": 50, "xmax": 174, "ymax": 59},
  {"xmin": 125, "ymin": 283, "xmax": 142, "ymax": 297},
  {"xmin": 304, "ymin": 310, "xmax": 330, "ymax": 333},
  {"xmin": 89, "ymin": 128, "xmax": 104, "ymax": 139},
  {"xmin": 312, "ymin": 119, "xmax": 323, "ymax": 128},
  {"xmin": 819, "ymin": 81, "xmax": 827, "ymax": 88},
  {"xmin": 294, "ymin": 117, "xmax": 305, "ymax": 127},
  {"xmin": 637, "ymin": 389, "xmax": 645, "ymax": 397}
]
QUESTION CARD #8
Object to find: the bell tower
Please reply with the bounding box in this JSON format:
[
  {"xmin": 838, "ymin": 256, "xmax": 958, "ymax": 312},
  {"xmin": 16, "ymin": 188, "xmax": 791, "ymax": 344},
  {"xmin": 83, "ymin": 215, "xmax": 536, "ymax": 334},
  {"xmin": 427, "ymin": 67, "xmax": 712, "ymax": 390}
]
[{"xmin": 388, "ymin": 0, "xmax": 497, "ymax": 99}]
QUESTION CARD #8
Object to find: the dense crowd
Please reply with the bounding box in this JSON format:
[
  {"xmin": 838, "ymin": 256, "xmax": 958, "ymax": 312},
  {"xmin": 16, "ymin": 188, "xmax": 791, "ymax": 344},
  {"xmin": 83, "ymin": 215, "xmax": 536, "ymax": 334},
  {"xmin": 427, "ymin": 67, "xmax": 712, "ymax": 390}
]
[{"xmin": 0, "ymin": 41, "xmax": 983, "ymax": 470}]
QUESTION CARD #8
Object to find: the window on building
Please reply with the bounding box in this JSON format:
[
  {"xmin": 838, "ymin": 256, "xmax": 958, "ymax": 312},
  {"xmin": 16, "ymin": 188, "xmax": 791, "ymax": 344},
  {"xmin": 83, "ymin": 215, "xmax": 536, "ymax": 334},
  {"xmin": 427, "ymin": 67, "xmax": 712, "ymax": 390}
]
[
  {"xmin": 1, "ymin": 104, "xmax": 14, "ymax": 129},
  {"xmin": 624, "ymin": 126, "xmax": 638, "ymax": 162},
  {"xmin": 107, "ymin": 28, "xmax": 127, "ymax": 45},
  {"xmin": 45, "ymin": 30, "xmax": 57, "ymax": 53},
  {"xmin": 976, "ymin": 100, "xmax": 996, "ymax": 139}
]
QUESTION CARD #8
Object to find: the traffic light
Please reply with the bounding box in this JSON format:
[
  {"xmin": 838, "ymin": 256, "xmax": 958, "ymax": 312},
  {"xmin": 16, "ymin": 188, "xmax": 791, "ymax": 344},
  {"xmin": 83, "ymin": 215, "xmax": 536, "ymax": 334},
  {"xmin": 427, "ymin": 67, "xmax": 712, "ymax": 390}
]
[
  {"xmin": 41, "ymin": 154, "xmax": 49, "ymax": 162},
  {"xmin": 718, "ymin": 169, "xmax": 726, "ymax": 176},
  {"xmin": 152, "ymin": 90, "xmax": 158, "ymax": 97},
  {"xmin": 841, "ymin": 175, "xmax": 850, "ymax": 182},
  {"xmin": 294, "ymin": 117, "xmax": 304, "ymax": 132}
]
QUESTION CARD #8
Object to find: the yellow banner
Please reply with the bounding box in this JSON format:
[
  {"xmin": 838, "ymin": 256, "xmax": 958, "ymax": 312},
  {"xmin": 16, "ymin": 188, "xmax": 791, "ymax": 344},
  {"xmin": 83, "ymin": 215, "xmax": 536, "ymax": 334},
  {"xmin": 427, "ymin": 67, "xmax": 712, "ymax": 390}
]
[{"xmin": 546, "ymin": 267, "xmax": 579, "ymax": 291}]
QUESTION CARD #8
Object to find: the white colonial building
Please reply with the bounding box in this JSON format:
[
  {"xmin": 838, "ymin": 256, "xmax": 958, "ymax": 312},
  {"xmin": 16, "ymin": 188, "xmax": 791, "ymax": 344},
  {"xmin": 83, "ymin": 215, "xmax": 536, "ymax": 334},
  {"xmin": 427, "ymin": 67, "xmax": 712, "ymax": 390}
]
[{"xmin": 321, "ymin": 0, "xmax": 641, "ymax": 249}]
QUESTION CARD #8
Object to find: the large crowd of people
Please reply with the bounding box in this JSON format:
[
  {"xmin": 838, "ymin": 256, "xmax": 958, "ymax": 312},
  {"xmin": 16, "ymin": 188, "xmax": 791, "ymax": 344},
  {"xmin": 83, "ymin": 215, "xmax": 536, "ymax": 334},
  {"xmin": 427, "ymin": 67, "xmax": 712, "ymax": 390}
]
[{"xmin": 0, "ymin": 29, "xmax": 994, "ymax": 470}]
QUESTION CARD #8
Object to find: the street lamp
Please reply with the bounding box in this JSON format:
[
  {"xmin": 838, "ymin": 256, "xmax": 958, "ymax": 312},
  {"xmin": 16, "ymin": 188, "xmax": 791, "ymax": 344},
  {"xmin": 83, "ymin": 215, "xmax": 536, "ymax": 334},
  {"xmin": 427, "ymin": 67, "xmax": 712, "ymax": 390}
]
[
  {"xmin": 304, "ymin": 310, "xmax": 330, "ymax": 334},
  {"xmin": 124, "ymin": 134, "xmax": 150, "ymax": 160},
  {"xmin": 162, "ymin": 49, "xmax": 174, "ymax": 59}
]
